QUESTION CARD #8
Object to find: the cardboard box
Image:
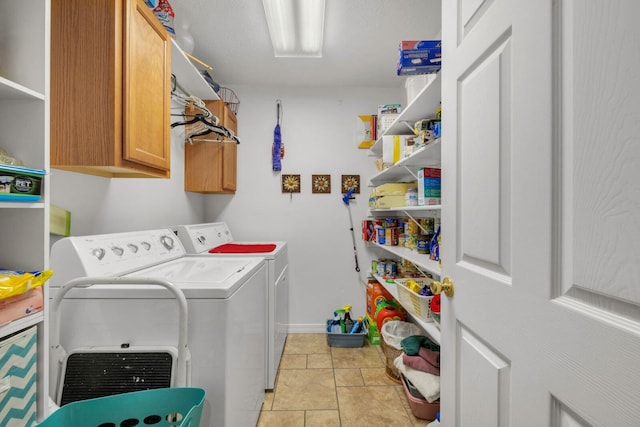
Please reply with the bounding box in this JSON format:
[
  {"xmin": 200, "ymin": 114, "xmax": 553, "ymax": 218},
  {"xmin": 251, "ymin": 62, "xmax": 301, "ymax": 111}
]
[
  {"xmin": 372, "ymin": 195, "xmax": 407, "ymax": 209},
  {"xmin": 418, "ymin": 168, "xmax": 442, "ymax": 205},
  {"xmin": 364, "ymin": 313, "xmax": 380, "ymax": 345},
  {"xmin": 0, "ymin": 164, "xmax": 46, "ymax": 202},
  {"xmin": 366, "ymin": 280, "xmax": 396, "ymax": 318},
  {"xmin": 397, "ymin": 40, "xmax": 442, "ymax": 76},
  {"xmin": 382, "ymin": 135, "xmax": 412, "ymax": 165},
  {"xmin": 373, "ymin": 182, "xmax": 417, "ymax": 197},
  {"xmin": 0, "ymin": 287, "xmax": 44, "ymax": 326}
]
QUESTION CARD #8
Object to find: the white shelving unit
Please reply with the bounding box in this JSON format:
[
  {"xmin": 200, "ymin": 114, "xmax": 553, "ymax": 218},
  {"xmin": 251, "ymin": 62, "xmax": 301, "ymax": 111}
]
[
  {"xmin": 367, "ymin": 71, "xmax": 442, "ymax": 343},
  {"xmin": 0, "ymin": 0, "xmax": 50, "ymax": 424},
  {"xmin": 372, "ymin": 275, "xmax": 441, "ymax": 343},
  {"xmin": 171, "ymin": 39, "xmax": 220, "ymax": 100}
]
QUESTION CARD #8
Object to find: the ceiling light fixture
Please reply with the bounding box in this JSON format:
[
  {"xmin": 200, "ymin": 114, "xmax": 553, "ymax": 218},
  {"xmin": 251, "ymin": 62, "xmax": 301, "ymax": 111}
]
[{"xmin": 262, "ymin": 0, "xmax": 326, "ymax": 58}]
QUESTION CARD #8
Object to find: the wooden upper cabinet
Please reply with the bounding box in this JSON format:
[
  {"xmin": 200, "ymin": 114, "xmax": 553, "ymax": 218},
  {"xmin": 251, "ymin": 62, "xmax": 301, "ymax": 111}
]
[
  {"xmin": 51, "ymin": 0, "xmax": 171, "ymax": 178},
  {"xmin": 184, "ymin": 100, "xmax": 238, "ymax": 193}
]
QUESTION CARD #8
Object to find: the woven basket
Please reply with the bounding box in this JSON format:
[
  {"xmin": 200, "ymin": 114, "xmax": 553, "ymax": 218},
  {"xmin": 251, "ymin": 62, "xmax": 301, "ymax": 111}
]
[{"xmin": 379, "ymin": 334, "xmax": 403, "ymax": 383}]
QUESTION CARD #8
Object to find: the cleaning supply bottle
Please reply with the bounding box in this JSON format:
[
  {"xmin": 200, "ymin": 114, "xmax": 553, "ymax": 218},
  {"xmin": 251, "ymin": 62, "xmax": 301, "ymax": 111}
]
[
  {"xmin": 329, "ymin": 313, "xmax": 342, "ymax": 333},
  {"xmin": 343, "ymin": 305, "xmax": 353, "ymax": 334},
  {"xmin": 333, "ymin": 307, "xmax": 346, "ymax": 333},
  {"xmin": 349, "ymin": 316, "xmax": 363, "ymax": 334}
]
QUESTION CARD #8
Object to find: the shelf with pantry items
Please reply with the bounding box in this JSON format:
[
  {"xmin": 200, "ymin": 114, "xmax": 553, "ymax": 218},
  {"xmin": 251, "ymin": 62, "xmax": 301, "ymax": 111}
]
[
  {"xmin": 369, "ymin": 242, "xmax": 441, "ymax": 278},
  {"xmin": 371, "ymin": 274, "xmax": 441, "ymax": 344},
  {"xmin": 370, "ymin": 72, "xmax": 441, "ymax": 155},
  {"xmin": 370, "ymin": 138, "xmax": 441, "ymax": 186}
]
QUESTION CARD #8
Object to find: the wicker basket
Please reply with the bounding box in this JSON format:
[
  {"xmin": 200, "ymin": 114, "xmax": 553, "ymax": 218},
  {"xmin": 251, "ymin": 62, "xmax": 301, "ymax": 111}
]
[
  {"xmin": 395, "ymin": 278, "xmax": 434, "ymax": 322},
  {"xmin": 379, "ymin": 334, "xmax": 403, "ymax": 383}
]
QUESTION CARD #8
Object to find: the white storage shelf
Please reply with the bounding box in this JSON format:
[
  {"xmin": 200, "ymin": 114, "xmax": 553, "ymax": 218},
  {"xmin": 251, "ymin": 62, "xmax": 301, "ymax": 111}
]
[
  {"xmin": 371, "ymin": 72, "xmax": 442, "ymax": 156},
  {"xmin": 0, "ymin": 0, "xmax": 50, "ymax": 423},
  {"xmin": 372, "ymin": 275, "xmax": 441, "ymax": 344},
  {"xmin": 171, "ymin": 39, "xmax": 220, "ymax": 100},
  {"xmin": 369, "ymin": 241, "xmax": 441, "ymax": 278},
  {"xmin": 370, "ymin": 139, "xmax": 441, "ymax": 186}
]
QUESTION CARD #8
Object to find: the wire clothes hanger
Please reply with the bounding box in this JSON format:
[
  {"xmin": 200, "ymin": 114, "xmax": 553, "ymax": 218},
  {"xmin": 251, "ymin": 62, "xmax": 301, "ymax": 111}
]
[{"xmin": 170, "ymin": 113, "xmax": 240, "ymax": 144}]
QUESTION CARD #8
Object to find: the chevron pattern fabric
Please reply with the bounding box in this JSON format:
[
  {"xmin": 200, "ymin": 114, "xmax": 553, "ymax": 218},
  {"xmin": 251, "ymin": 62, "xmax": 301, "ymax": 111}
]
[{"xmin": 0, "ymin": 326, "xmax": 37, "ymax": 427}]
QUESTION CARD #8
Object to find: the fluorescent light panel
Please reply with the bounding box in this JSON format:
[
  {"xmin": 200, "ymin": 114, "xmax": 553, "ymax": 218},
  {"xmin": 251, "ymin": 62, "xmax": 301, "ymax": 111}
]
[{"xmin": 263, "ymin": 0, "xmax": 326, "ymax": 57}]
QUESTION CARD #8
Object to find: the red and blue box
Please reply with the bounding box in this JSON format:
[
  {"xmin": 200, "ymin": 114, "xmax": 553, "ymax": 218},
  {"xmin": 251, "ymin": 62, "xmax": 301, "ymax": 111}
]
[{"xmin": 397, "ymin": 40, "xmax": 442, "ymax": 76}]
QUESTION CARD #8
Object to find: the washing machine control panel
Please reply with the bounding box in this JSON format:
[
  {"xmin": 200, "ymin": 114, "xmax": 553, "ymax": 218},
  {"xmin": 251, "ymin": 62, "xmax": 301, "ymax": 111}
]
[
  {"xmin": 175, "ymin": 222, "xmax": 233, "ymax": 254},
  {"xmin": 65, "ymin": 229, "xmax": 185, "ymax": 277}
]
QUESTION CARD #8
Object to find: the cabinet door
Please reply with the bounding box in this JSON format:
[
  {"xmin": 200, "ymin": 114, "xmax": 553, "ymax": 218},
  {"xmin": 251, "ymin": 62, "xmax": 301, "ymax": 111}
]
[
  {"xmin": 221, "ymin": 141, "xmax": 237, "ymax": 192},
  {"xmin": 123, "ymin": 0, "xmax": 171, "ymax": 171},
  {"xmin": 51, "ymin": 0, "xmax": 170, "ymax": 178}
]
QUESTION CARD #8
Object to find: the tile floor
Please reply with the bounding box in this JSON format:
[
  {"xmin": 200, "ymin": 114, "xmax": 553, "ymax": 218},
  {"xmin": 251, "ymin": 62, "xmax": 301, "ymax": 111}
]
[{"xmin": 257, "ymin": 333, "xmax": 432, "ymax": 427}]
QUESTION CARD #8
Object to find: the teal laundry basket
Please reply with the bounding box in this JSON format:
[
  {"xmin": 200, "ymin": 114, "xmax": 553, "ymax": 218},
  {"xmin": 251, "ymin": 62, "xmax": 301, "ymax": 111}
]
[{"xmin": 39, "ymin": 387, "xmax": 206, "ymax": 427}]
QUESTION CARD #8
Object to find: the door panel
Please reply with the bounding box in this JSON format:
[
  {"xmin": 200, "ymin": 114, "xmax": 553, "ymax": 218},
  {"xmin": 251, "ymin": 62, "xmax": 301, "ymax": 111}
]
[
  {"xmin": 442, "ymin": 0, "xmax": 640, "ymax": 425},
  {"xmin": 458, "ymin": 325, "xmax": 511, "ymax": 427},
  {"xmin": 459, "ymin": 37, "xmax": 511, "ymax": 272},
  {"xmin": 124, "ymin": 0, "xmax": 171, "ymax": 170}
]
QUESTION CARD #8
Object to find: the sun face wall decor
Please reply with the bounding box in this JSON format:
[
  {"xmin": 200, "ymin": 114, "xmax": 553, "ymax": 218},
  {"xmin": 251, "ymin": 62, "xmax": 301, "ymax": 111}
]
[
  {"xmin": 281, "ymin": 174, "xmax": 301, "ymax": 193},
  {"xmin": 312, "ymin": 174, "xmax": 331, "ymax": 193},
  {"xmin": 341, "ymin": 175, "xmax": 360, "ymax": 194}
]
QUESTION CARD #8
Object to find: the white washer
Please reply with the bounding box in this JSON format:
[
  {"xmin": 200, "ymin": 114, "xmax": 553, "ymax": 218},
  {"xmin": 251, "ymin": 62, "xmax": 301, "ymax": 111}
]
[
  {"xmin": 49, "ymin": 228, "xmax": 267, "ymax": 427},
  {"xmin": 174, "ymin": 222, "xmax": 288, "ymax": 389}
]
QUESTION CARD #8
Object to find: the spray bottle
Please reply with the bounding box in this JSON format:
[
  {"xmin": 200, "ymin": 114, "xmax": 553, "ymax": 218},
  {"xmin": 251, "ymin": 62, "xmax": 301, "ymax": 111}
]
[
  {"xmin": 343, "ymin": 305, "xmax": 353, "ymax": 334},
  {"xmin": 349, "ymin": 316, "xmax": 363, "ymax": 334},
  {"xmin": 329, "ymin": 312, "xmax": 342, "ymax": 333},
  {"xmin": 333, "ymin": 308, "xmax": 346, "ymax": 333}
]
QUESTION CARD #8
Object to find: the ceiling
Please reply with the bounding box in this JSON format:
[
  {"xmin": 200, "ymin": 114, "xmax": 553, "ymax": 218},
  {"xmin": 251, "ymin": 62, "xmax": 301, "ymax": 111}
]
[{"xmin": 168, "ymin": 0, "xmax": 442, "ymax": 89}]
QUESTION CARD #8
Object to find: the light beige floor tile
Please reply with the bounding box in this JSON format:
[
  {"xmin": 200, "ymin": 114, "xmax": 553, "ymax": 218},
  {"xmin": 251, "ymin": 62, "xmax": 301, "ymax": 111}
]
[
  {"xmin": 262, "ymin": 390, "xmax": 274, "ymax": 411},
  {"xmin": 337, "ymin": 386, "xmax": 414, "ymax": 427},
  {"xmin": 279, "ymin": 353, "xmax": 307, "ymax": 369},
  {"xmin": 361, "ymin": 367, "xmax": 402, "ymax": 386},
  {"xmin": 334, "ymin": 368, "xmax": 364, "ymax": 387},
  {"xmin": 331, "ymin": 344, "xmax": 386, "ymax": 368},
  {"xmin": 272, "ymin": 369, "xmax": 337, "ymax": 410},
  {"xmin": 305, "ymin": 410, "xmax": 341, "ymax": 426},
  {"xmin": 307, "ymin": 353, "xmax": 332, "ymax": 369},
  {"xmin": 284, "ymin": 333, "xmax": 329, "ymax": 354},
  {"xmin": 256, "ymin": 410, "xmax": 305, "ymax": 427}
]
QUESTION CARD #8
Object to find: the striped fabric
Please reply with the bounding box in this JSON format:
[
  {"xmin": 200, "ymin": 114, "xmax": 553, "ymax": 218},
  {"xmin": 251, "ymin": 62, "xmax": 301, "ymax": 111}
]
[{"xmin": 0, "ymin": 326, "xmax": 37, "ymax": 427}]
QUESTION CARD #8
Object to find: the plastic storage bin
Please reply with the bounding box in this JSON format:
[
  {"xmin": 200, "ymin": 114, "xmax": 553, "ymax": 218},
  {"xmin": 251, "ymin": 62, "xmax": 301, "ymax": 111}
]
[
  {"xmin": 326, "ymin": 320, "xmax": 367, "ymax": 347},
  {"xmin": 401, "ymin": 374, "xmax": 440, "ymax": 421},
  {"xmin": 39, "ymin": 387, "xmax": 206, "ymax": 427},
  {"xmin": 0, "ymin": 164, "xmax": 46, "ymax": 202},
  {"xmin": 395, "ymin": 278, "xmax": 435, "ymax": 322}
]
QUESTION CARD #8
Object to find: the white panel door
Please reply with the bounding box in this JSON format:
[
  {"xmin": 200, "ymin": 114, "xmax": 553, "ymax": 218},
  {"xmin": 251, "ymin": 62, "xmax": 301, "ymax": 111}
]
[{"xmin": 441, "ymin": 0, "xmax": 640, "ymax": 426}]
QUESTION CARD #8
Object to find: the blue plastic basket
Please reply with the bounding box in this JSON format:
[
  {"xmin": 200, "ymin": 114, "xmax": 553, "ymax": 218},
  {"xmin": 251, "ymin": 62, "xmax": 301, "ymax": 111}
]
[{"xmin": 39, "ymin": 387, "xmax": 206, "ymax": 427}]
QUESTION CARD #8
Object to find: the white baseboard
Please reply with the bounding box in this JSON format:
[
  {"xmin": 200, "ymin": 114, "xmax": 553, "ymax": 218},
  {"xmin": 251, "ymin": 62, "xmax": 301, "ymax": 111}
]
[{"xmin": 286, "ymin": 324, "xmax": 327, "ymax": 333}]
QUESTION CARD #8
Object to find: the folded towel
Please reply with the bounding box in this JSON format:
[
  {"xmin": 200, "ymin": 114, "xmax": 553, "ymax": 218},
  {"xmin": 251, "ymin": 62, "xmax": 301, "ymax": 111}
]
[
  {"xmin": 394, "ymin": 355, "xmax": 440, "ymax": 403},
  {"xmin": 402, "ymin": 352, "xmax": 440, "ymax": 376},
  {"xmin": 401, "ymin": 335, "xmax": 440, "ymax": 356},
  {"xmin": 419, "ymin": 347, "xmax": 440, "ymax": 367}
]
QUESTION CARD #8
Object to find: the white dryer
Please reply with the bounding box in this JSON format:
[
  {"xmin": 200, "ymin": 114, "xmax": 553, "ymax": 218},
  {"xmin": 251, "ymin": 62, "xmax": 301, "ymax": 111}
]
[
  {"xmin": 49, "ymin": 228, "xmax": 267, "ymax": 427},
  {"xmin": 174, "ymin": 222, "xmax": 288, "ymax": 389}
]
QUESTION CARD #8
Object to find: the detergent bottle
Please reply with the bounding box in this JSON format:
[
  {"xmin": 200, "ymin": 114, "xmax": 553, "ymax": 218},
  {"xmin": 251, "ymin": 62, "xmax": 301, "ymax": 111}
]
[
  {"xmin": 349, "ymin": 316, "xmax": 363, "ymax": 334},
  {"xmin": 343, "ymin": 305, "xmax": 354, "ymax": 334}
]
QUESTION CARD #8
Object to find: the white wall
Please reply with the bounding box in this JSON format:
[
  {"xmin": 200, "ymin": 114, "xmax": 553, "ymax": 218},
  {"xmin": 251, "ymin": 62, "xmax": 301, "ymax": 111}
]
[
  {"xmin": 49, "ymin": 113, "xmax": 205, "ymax": 237},
  {"xmin": 204, "ymin": 85, "xmax": 402, "ymax": 332}
]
